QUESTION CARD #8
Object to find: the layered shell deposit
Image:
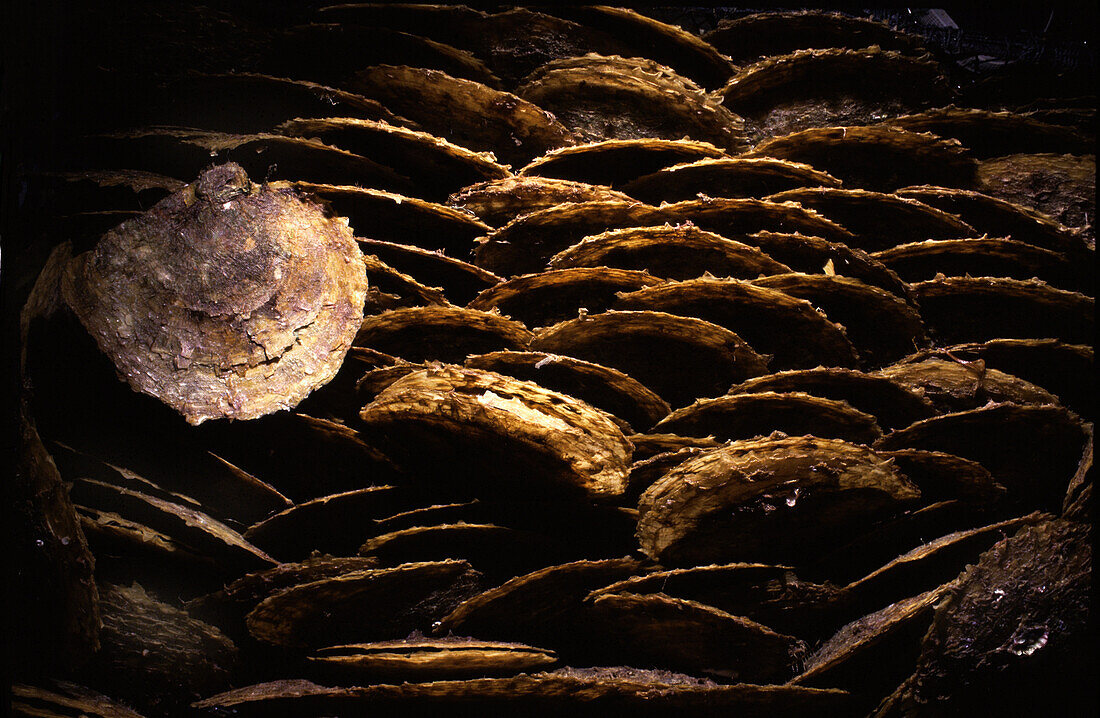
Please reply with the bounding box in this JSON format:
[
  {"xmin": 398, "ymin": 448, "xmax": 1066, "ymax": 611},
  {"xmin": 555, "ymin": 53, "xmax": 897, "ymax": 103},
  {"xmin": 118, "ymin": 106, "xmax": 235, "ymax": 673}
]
[{"xmin": 12, "ymin": 5, "xmax": 1094, "ymax": 718}]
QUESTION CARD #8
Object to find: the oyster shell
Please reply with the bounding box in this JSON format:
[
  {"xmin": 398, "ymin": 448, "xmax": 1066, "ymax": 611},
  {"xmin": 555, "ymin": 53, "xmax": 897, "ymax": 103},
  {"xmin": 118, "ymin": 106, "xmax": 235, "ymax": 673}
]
[
  {"xmin": 519, "ymin": 138, "xmax": 725, "ymax": 188},
  {"xmin": 548, "ymin": 225, "xmax": 792, "ymax": 281},
  {"xmin": 752, "ymin": 273, "xmax": 929, "ymax": 368},
  {"xmin": 728, "ymin": 368, "xmax": 936, "ymax": 431},
  {"xmin": 60, "ymin": 164, "xmax": 367, "ymax": 424},
  {"xmin": 877, "ymin": 519, "xmax": 1092, "ymax": 717},
  {"xmin": 243, "ymin": 486, "xmax": 415, "ymax": 561},
  {"xmin": 359, "ymin": 523, "xmax": 575, "ymax": 583},
  {"xmin": 517, "ymin": 55, "xmax": 746, "ymax": 151},
  {"xmin": 666, "ymin": 197, "xmax": 855, "ymax": 244},
  {"xmin": 358, "ymin": 365, "xmax": 633, "ymax": 500},
  {"xmin": 85, "ymin": 128, "xmax": 413, "ymax": 193},
  {"xmin": 585, "ymin": 592, "xmax": 806, "ymax": 682},
  {"xmin": 435, "ymin": 558, "xmax": 645, "ymax": 643},
  {"xmin": 467, "ymin": 267, "xmax": 663, "ymax": 329},
  {"xmin": 719, "ymin": 47, "xmax": 951, "ymax": 141},
  {"xmin": 245, "ymin": 560, "xmax": 482, "ymax": 648},
  {"xmin": 149, "ymin": 71, "xmax": 420, "ymax": 133},
  {"xmin": 588, "ymin": 563, "xmax": 844, "ymax": 640},
  {"xmin": 748, "ymin": 126, "xmax": 979, "ymax": 192},
  {"xmin": 741, "ymin": 230, "xmax": 914, "ymax": 299},
  {"xmin": 344, "ymin": 65, "xmax": 575, "ymax": 166},
  {"xmin": 893, "ymin": 185, "xmax": 1089, "ymax": 256},
  {"xmin": 875, "ymin": 357, "xmax": 1060, "ymax": 413},
  {"xmin": 615, "ymin": 278, "xmax": 859, "ymax": 371},
  {"xmin": 448, "ymin": 176, "xmax": 634, "ymax": 228},
  {"xmin": 291, "ymin": 182, "xmax": 491, "ymax": 257},
  {"xmin": 358, "ymin": 238, "xmax": 502, "ymax": 306},
  {"xmin": 307, "ymin": 638, "xmax": 558, "ymax": 681},
  {"xmin": 94, "ymin": 582, "xmax": 237, "ymax": 715},
  {"xmin": 897, "ymin": 339, "xmax": 1094, "ymax": 420},
  {"xmin": 872, "ymin": 238, "xmax": 1080, "ymax": 291},
  {"xmin": 974, "ymin": 152, "xmax": 1096, "ymax": 237},
  {"xmin": 473, "ymin": 200, "xmax": 671, "ymax": 277},
  {"xmin": 623, "ymin": 157, "xmax": 843, "ymax": 204},
  {"xmin": 637, "ymin": 435, "xmax": 921, "ymax": 566},
  {"xmin": 191, "ymin": 671, "xmax": 852, "ymax": 716},
  {"xmin": 465, "ymin": 351, "xmax": 671, "ymax": 433},
  {"xmin": 531, "ymin": 310, "xmax": 769, "ymax": 409},
  {"xmin": 547, "ymin": 6, "xmax": 735, "ymax": 89},
  {"xmin": 764, "ymin": 188, "xmax": 976, "ymax": 252},
  {"xmin": 653, "ymin": 391, "xmax": 882, "ymax": 444},
  {"xmin": 704, "ymin": 11, "xmax": 928, "ymax": 64},
  {"xmin": 355, "ymin": 305, "xmax": 532, "ymax": 363},
  {"xmin": 11, "ymin": 681, "xmax": 148, "ymax": 718},
  {"xmin": 276, "ymin": 117, "xmax": 509, "ymax": 203},
  {"xmin": 362, "ymin": 254, "xmax": 449, "ymax": 313},
  {"xmin": 876, "ymin": 403, "xmax": 1088, "ymax": 509},
  {"xmin": 266, "ymin": 23, "xmax": 501, "ymax": 88},
  {"xmin": 887, "ymin": 106, "xmax": 1093, "ymax": 159},
  {"xmin": 909, "ymin": 276, "xmax": 1093, "ymax": 345}
]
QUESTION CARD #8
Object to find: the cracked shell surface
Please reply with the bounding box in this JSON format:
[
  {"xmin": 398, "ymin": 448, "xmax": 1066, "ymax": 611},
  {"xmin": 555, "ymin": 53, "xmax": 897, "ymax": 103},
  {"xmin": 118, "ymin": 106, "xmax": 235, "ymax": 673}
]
[{"xmin": 59, "ymin": 163, "xmax": 367, "ymax": 425}]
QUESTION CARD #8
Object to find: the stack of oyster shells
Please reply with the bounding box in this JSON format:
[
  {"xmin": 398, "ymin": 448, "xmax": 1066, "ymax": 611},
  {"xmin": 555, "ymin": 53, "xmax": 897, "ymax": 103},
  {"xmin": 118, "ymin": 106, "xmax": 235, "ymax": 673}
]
[{"xmin": 14, "ymin": 6, "xmax": 1094, "ymax": 717}]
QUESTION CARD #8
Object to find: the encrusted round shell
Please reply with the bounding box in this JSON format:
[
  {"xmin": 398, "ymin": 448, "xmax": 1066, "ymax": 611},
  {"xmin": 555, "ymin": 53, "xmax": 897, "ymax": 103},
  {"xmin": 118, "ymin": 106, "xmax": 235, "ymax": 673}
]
[{"xmin": 60, "ymin": 163, "xmax": 368, "ymax": 425}]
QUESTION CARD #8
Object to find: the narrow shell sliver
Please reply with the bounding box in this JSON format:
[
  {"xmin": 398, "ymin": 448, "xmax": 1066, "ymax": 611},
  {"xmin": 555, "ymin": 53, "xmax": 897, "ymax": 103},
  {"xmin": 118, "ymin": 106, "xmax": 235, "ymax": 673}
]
[
  {"xmin": 308, "ymin": 638, "xmax": 558, "ymax": 681},
  {"xmin": 637, "ymin": 436, "xmax": 921, "ymax": 567},
  {"xmin": 585, "ymin": 592, "xmax": 806, "ymax": 683},
  {"xmin": 60, "ymin": 163, "xmax": 367, "ymax": 425},
  {"xmin": 245, "ymin": 560, "xmax": 477, "ymax": 649},
  {"xmin": 358, "ymin": 365, "xmax": 632, "ymax": 500}
]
